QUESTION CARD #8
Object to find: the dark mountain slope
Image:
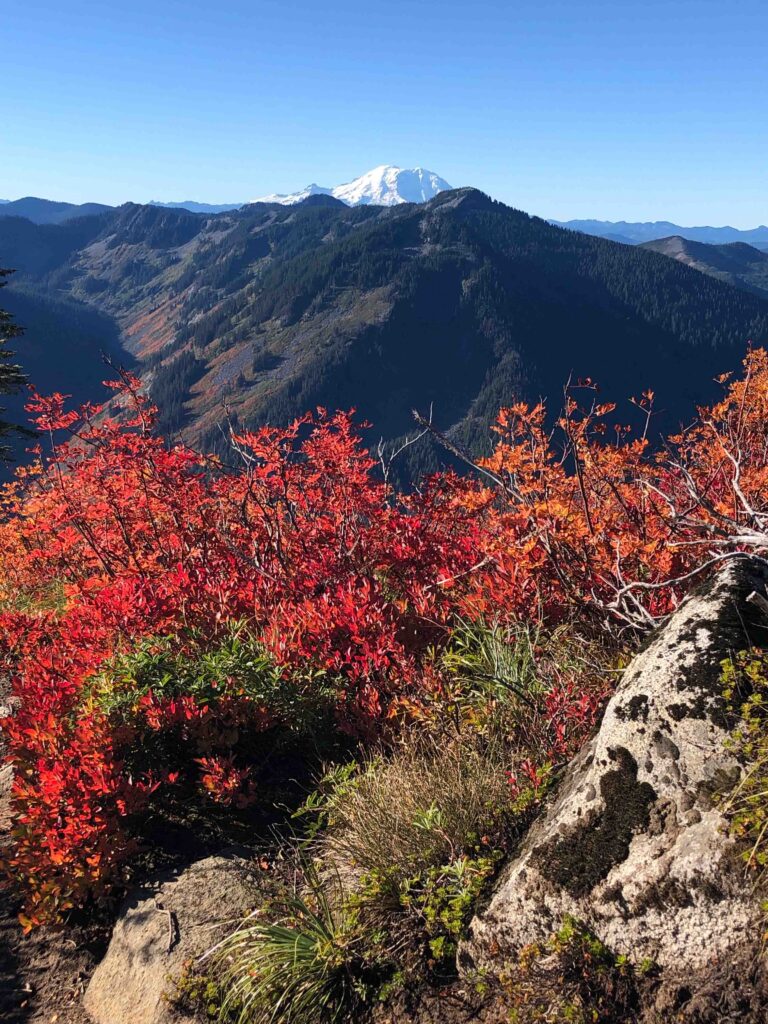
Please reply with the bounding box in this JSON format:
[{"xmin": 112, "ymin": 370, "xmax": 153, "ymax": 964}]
[
  {"xmin": 159, "ymin": 190, "xmax": 768, "ymax": 460},
  {"xmin": 0, "ymin": 286, "xmax": 129, "ymax": 468},
  {"xmin": 0, "ymin": 213, "xmax": 110, "ymax": 280},
  {"xmin": 2, "ymin": 190, "xmax": 768, "ymax": 480},
  {"xmin": 149, "ymin": 200, "xmax": 242, "ymax": 214},
  {"xmin": 639, "ymin": 235, "xmax": 768, "ymax": 300}
]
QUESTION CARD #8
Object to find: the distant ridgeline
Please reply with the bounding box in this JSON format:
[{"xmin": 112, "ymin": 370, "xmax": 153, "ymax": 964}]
[
  {"xmin": 0, "ymin": 197, "xmax": 114, "ymax": 225},
  {"xmin": 551, "ymin": 217, "xmax": 768, "ymax": 248},
  {"xmin": 2, "ymin": 188, "xmax": 768, "ymax": 480}
]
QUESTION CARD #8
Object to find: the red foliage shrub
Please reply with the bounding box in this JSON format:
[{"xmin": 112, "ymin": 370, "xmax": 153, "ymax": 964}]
[
  {"xmin": 0, "ymin": 375, "xmax": 485, "ymax": 922},
  {"xmin": 1, "ymin": 349, "xmax": 767, "ymax": 924},
  {"xmin": 195, "ymin": 755, "xmax": 256, "ymax": 809}
]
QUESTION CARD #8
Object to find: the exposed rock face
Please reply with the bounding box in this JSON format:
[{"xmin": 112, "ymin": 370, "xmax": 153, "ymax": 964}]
[
  {"xmin": 461, "ymin": 559, "xmax": 768, "ymax": 999},
  {"xmin": 84, "ymin": 855, "xmax": 260, "ymax": 1024}
]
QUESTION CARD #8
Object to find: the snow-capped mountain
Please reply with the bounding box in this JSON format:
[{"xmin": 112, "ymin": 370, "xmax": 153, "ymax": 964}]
[
  {"xmin": 332, "ymin": 166, "xmax": 451, "ymax": 206},
  {"xmin": 250, "ymin": 166, "xmax": 452, "ymax": 207}
]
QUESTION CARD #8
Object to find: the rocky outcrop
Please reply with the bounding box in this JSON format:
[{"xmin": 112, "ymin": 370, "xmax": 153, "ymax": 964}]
[
  {"xmin": 84, "ymin": 855, "xmax": 260, "ymax": 1024},
  {"xmin": 460, "ymin": 558, "xmax": 768, "ymax": 1012}
]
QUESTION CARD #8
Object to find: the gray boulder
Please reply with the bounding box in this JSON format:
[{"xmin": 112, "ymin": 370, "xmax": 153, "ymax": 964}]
[
  {"xmin": 460, "ymin": 558, "xmax": 768, "ymax": 1001},
  {"xmin": 84, "ymin": 855, "xmax": 260, "ymax": 1024}
]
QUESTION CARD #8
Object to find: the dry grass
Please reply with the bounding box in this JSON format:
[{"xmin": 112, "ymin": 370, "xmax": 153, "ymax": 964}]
[{"xmin": 316, "ymin": 731, "xmax": 515, "ymax": 883}]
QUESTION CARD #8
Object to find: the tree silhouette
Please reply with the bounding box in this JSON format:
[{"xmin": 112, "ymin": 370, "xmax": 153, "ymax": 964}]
[{"xmin": 0, "ymin": 269, "xmax": 28, "ymax": 458}]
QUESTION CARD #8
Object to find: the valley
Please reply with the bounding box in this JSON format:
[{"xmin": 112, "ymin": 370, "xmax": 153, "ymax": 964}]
[{"xmin": 2, "ymin": 188, "xmax": 768, "ymax": 481}]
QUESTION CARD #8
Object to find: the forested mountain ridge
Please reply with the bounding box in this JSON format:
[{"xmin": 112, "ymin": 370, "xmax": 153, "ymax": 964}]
[
  {"xmin": 640, "ymin": 235, "xmax": 768, "ymax": 299},
  {"xmin": 2, "ymin": 189, "xmax": 768, "ymax": 478}
]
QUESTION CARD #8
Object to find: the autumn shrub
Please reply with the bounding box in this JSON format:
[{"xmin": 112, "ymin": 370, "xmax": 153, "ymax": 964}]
[
  {"xmin": 453, "ymin": 349, "xmax": 768, "ymax": 634},
  {"xmin": 0, "ymin": 377, "xmax": 485, "ymax": 923},
  {"xmin": 1, "ymin": 348, "xmax": 768, "ymax": 928}
]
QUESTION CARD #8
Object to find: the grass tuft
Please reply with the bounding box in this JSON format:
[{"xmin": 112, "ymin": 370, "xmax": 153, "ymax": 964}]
[{"xmin": 213, "ymin": 860, "xmax": 377, "ymax": 1024}]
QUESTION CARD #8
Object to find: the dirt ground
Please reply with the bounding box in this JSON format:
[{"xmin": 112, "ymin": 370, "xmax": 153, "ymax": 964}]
[{"xmin": 0, "ymin": 895, "xmax": 103, "ymax": 1024}]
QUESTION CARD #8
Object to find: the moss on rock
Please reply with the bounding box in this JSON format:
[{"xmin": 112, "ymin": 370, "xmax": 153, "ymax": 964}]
[{"xmin": 534, "ymin": 747, "xmax": 656, "ymax": 898}]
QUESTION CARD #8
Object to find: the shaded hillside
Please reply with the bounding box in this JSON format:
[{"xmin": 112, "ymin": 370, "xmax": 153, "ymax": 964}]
[
  {"xmin": 2, "ymin": 190, "xmax": 768, "ymax": 478},
  {"xmin": 0, "ymin": 211, "xmax": 129, "ymax": 468},
  {"xmin": 640, "ymin": 235, "xmax": 768, "ymax": 299},
  {"xmin": 0, "ymin": 286, "xmax": 130, "ymax": 469},
  {"xmin": 0, "ymin": 213, "xmax": 110, "ymax": 279}
]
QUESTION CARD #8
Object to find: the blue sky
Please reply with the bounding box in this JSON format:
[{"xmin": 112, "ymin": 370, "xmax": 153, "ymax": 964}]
[{"xmin": 3, "ymin": 0, "xmax": 767, "ymax": 225}]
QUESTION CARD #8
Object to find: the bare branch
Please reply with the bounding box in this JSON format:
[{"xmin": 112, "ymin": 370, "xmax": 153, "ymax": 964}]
[
  {"xmin": 411, "ymin": 409, "xmax": 510, "ymax": 493},
  {"xmin": 378, "ymin": 404, "xmax": 432, "ymax": 485}
]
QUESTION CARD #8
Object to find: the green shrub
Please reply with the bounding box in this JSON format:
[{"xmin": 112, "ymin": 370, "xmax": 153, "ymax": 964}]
[
  {"xmin": 80, "ymin": 624, "xmax": 345, "ymax": 850},
  {"xmin": 721, "ymin": 648, "xmax": 768, "ymax": 876},
  {"xmin": 171, "ymin": 965, "xmax": 224, "ymax": 1019},
  {"xmin": 442, "ymin": 619, "xmax": 544, "ymax": 707},
  {"xmin": 436, "ymin": 619, "xmax": 613, "ymax": 761},
  {"xmin": 0, "ymin": 576, "xmax": 66, "ymax": 615},
  {"xmin": 89, "ymin": 621, "xmax": 338, "ymax": 735},
  {"xmin": 397, "ymin": 854, "xmax": 499, "ymax": 964},
  {"xmin": 500, "ymin": 916, "xmax": 642, "ymax": 1024}
]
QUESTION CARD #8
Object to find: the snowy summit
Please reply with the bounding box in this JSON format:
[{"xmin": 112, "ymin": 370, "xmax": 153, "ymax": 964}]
[
  {"xmin": 250, "ymin": 165, "xmax": 452, "ymax": 207},
  {"xmin": 332, "ymin": 166, "xmax": 452, "ymax": 206}
]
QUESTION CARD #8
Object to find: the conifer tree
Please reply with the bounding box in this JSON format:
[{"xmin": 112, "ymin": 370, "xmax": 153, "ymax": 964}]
[{"xmin": 0, "ymin": 269, "xmax": 28, "ymax": 459}]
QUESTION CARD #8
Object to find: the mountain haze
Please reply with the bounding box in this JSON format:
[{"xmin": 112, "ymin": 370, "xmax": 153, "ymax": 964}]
[
  {"xmin": 553, "ymin": 218, "xmax": 768, "ymax": 247},
  {"xmin": 0, "ymin": 197, "xmax": 114, "ymax": 225}
]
